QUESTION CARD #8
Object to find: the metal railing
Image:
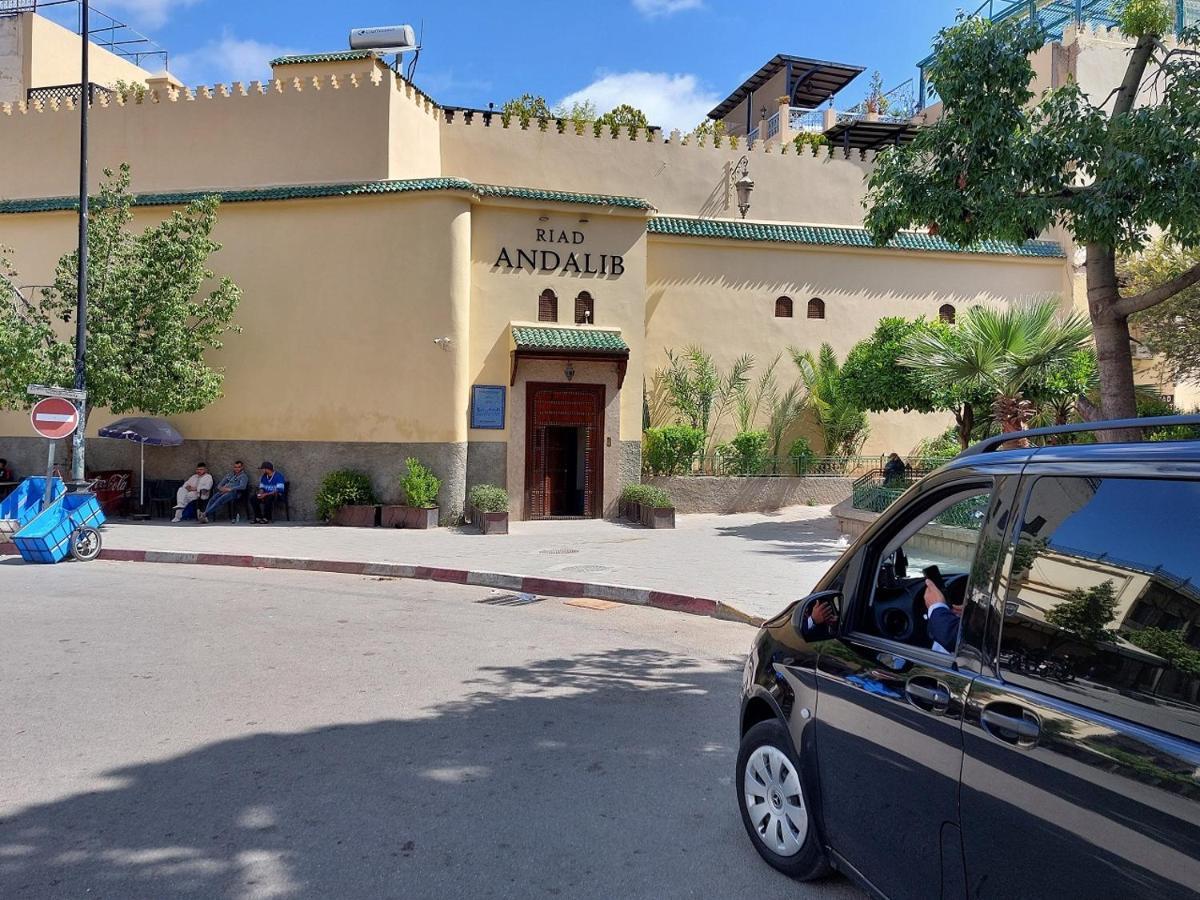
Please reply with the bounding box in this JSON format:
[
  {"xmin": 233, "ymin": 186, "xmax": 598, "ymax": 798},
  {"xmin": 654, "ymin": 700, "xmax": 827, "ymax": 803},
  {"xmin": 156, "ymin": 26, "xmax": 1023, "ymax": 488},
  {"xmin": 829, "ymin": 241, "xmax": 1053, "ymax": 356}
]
[
  {"xmin": 27, "ymin": 82, "xmax": 113, "ymax": 105},
  {"xmin": 764, "ymin": 111, "xmax": 780, "ymax": 140},
  {"xmin": 790, "ymin": 108, "xmax": 825, "ymax": 133},
  {"xmin": 917, "ymin": 0, "xmax": 1200, "ymax": 110},
  {"xmin": 649, "ymin": 454, "xmax": 952, "ymax": 478},
  {"xmin": 1, "ymin": 0, "xmax": 168, "ymax": 69}
]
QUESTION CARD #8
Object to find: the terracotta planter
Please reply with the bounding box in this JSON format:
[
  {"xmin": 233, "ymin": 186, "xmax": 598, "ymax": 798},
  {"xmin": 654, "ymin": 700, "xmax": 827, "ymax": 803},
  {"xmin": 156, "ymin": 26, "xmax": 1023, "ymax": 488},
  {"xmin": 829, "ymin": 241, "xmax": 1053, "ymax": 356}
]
[
  {"xmin": 405, "ymin": 506, "xmax": 439, "ymax": 529},
  {"xmin": 331, "ymin": 504, "xmax": 379, "ymax": 527},
  {"xmin": 380, "ymin": 505, "xmax": 407, "ymax": 528}
]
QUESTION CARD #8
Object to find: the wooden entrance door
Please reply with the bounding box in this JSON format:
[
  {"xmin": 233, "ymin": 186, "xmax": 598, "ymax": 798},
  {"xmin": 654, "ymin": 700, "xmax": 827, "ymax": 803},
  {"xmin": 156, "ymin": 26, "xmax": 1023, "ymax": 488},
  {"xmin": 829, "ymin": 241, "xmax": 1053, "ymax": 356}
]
[{"xmin": 526, "ymin": 383, "xmax": 605, "ymax": 519}]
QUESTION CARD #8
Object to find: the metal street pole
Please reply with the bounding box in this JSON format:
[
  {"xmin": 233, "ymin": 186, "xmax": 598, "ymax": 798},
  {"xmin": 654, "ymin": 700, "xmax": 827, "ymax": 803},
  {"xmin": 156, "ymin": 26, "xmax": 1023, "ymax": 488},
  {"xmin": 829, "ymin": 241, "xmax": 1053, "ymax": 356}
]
[{"xmin": 71, "ymin": 0, "xmax": 89, "ymax": 483}]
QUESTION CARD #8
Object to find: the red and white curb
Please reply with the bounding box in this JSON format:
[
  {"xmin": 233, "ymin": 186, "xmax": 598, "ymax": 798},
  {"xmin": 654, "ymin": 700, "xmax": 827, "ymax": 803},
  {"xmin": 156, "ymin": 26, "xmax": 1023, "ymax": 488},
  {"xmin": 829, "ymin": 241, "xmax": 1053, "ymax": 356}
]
[{"xmin": 0, "ymin": 542, "xmax": 764, "ymax": 627}]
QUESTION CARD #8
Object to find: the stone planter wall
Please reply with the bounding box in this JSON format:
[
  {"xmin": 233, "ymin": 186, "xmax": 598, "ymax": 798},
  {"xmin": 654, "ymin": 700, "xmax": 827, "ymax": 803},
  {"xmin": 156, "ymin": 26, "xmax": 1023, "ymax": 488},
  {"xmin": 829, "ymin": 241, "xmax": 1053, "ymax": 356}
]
[
  {"xmin": 645, "ymin": 476, "xmax": 852, "ymax": 515},
  {"xmin": 832, "ymin": 498, "xmax": 979, "ymax": 560},
  {"xmin": 330, "ymin": 505, "xmax": 379, "ymax": 527}
]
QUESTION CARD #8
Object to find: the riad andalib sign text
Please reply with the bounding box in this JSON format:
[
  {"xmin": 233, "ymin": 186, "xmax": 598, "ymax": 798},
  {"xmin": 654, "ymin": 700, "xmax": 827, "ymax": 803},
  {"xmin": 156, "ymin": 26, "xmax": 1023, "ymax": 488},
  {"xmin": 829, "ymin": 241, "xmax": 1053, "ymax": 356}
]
[{"xmin": 494, "ymin": 228, "xmax": 625, "ymax": 277}]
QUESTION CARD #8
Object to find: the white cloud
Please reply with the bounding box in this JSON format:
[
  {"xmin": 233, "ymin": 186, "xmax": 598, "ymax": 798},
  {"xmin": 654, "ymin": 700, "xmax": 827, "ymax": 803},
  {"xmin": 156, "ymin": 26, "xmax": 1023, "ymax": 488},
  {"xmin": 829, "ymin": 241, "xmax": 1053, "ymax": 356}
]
[
  {"xmin": 558, "ymin": 71, "xmax": 720, "ymax": 132},
  {"xmin": 632, "ymin": 0, "xmax": 703, "ymax": 18},
  {"xmin": 104, "ymin": 0, "xmax": 201, "ymax": 30},
  {"xmin": 169, "ymin": 31, "xmax": 295, "ymax": 86}
]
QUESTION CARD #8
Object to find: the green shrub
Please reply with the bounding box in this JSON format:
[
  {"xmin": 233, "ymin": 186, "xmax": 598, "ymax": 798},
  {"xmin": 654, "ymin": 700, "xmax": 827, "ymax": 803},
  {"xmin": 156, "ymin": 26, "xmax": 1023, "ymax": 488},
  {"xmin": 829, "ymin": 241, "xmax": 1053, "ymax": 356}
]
[
  {"xmin": 643, "ymin": 424, "xmax": 704, "ymax": 475},
  {"xmin": 468, "ymin": 484, "xmax": 509, "ymax": 513},
  {"xmin": 401, "ymin": 458, "xmax": 442, "ymax": 508},
  {"xmin": 788, "ymin": 436, "xmax": 817, "ymax": 474},
  {"xmin": 724, "ymin": 430, "xmax": 770, "ymax": 475},
  {"xmin": 621, "ymin": 483, "xmax": 673, "ymax": 508},
  {"xmin": 314, "ymin": 469, "xmax": 378, "ymax": 521},
  {"xmin": 912, "ymin": 426, "xmax": 961, "ymax": 460}
]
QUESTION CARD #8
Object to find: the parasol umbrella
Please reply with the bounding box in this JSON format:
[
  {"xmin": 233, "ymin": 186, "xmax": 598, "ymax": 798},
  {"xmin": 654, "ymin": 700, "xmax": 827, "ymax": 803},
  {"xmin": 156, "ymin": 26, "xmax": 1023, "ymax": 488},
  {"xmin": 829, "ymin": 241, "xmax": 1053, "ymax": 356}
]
[{"xmin": 98, "ymin": 417, "xmax": 184, "ymax": 509}]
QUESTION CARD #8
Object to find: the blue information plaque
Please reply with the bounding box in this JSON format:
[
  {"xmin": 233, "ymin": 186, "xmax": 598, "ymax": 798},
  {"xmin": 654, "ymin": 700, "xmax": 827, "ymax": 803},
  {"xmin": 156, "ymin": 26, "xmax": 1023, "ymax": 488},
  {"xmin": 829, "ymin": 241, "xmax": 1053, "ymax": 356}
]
[{"xmin": 470, "ymin": 385, "xmax": 506, "ymax": 429}]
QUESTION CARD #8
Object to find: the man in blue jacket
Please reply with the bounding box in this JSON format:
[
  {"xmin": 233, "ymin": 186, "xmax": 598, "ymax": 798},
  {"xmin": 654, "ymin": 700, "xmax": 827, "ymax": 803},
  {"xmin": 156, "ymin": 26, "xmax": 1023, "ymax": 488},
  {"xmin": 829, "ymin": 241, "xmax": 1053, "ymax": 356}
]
[
  {"xmin": 924, "ymin": 579, "xmax": 962, "ymax": 653},
  {"xmin": 252, "ymin": 461, "xmax": 286, "ymax": 524}
]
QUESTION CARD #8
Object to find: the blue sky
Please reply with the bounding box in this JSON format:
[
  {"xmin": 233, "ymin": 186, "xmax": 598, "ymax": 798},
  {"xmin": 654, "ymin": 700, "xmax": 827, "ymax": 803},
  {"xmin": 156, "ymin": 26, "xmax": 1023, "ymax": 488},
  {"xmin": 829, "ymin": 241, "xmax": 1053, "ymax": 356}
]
[{"xmin": 76, "ymin": 1, "xmax": 970, "ymax": 131}]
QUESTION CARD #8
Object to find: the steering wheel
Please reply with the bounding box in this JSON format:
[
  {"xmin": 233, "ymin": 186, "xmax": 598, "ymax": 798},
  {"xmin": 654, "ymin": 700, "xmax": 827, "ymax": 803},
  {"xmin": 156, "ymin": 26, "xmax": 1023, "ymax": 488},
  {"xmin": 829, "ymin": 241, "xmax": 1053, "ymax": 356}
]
[{"xmin": 873, "ymin": 573, "xmax": 968, "ymax": 648}]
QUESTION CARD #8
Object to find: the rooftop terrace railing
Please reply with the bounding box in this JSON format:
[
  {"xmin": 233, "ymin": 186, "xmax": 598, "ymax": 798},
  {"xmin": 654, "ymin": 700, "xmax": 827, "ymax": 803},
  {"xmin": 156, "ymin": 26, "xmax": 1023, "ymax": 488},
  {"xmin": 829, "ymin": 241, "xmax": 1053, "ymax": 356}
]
[{"xmin": 917, "ymin": 0, "xmax": 1200, "ymax": 109}]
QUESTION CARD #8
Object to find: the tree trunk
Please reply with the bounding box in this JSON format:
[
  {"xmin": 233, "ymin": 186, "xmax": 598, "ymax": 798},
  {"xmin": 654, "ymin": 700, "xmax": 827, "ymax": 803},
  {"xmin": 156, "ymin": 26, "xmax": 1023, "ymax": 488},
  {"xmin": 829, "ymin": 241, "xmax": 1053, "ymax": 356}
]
[
  {"xmin": 955, "ymin": 403, "xmax": 975, "ymax": 449},
  {"xmin": 1086, "ymin": 244, "xmax": 1142, "ymax": 442}
]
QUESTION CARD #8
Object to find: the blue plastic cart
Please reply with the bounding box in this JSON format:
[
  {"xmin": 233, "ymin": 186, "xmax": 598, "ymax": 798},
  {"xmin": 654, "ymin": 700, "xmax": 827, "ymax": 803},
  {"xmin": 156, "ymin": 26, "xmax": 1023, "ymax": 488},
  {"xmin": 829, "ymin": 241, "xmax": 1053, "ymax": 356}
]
[
  {"xmin": 0, "ymin": 477, "xmax": 66, "ymax": 538},
  {"xmin": 12, "ymin": 490, "xmax": 105, "ymax": 563}
]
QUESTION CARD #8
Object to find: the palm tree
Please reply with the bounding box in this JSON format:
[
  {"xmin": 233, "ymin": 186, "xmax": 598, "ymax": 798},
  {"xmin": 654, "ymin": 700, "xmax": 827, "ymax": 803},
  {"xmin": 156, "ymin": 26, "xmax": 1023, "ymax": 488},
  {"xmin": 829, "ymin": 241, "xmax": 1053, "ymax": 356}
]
[
  {"xmin": 900, "ymin": 301, "xmax": 1092, "ymax": 437},
  {"xmin": 790, "ymin": 344, "xmax": 869, "ymax": 456}
]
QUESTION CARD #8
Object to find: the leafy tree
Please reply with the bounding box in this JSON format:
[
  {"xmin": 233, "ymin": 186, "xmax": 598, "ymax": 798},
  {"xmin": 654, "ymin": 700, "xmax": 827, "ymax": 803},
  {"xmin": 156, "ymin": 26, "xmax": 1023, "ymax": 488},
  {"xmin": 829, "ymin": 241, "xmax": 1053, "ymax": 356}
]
[
  {"xmin": 500, "ymin": 93, "xmax": 552, "ymax": 127},
  {"xmin": 864, "ymin": 2, "xmax": 1200, "ymax": 436},
  {"xmin": 596, "ymin": 103, "xmax": 650, "ymax": 138},
  {"xmin": 1125, "ymin": 626, "xmax": 1200, "ymax": 675},
  {"xmin": 1121, "ymin": 240, "xmax": 1200, "ymax": 384},
  {"xmin": 1045, "ymin": 580, "xmax": 1119, "ymax": 644},
  {"xmin": 842, "ymin": 316, "xmax": 987, "ymax": 448},
  {"xmin": 791, "ymin": 343, "xmax": 869, "ymax": 456},
  {"xmin": 0, "ymin": 164, "xmax": 241, "ymax": 423},
  {"xmin": 900, "ymin": 300, "xmax": 1092, "ymax": 435}
]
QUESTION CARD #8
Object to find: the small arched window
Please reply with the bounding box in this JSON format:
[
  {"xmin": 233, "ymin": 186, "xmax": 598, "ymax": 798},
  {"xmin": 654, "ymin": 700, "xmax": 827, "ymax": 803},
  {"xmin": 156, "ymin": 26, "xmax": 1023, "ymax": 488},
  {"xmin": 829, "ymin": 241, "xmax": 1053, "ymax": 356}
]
[
  {"xmin": 939, "ymin": 303, "xmax": 956, "ymax": 324},
  {"xmin": 538, "ymin": 289, "xmax": 558, "ymax": 322},
  {"xmin": 575, "ymin": 291, "xmax": 595, "ymax": 324},
  {"xmin": 775, "ymin": 296, "xmax": 794, "ymax": 318},
  {"xmin": 807, "ymin": 297, "xmax": 825, "ymax": 320}
]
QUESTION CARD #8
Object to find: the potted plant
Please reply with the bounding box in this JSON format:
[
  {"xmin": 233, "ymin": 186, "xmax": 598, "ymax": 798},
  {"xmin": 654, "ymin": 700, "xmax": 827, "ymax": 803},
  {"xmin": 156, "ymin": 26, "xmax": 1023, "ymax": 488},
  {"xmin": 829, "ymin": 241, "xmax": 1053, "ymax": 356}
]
[
  {"xmin": 316, "ymin": 469, "xmax": 379, "ymax": 527},
  {"xmin": 620, "ymin": 484, "xmax": 675, "ymax": 528},
  {"xmin": 467, "ymin": 484, "xmax": 509, "ymax": 535},
  {"xmin": 399, "ymin": 457, "xmax": 441, "ymax": 529}
]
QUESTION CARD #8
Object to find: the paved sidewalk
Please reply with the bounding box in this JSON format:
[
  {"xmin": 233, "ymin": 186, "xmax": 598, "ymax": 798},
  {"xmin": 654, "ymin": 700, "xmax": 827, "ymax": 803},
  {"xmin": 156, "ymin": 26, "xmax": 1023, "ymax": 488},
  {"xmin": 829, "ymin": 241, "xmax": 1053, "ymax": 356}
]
[{"xmin": 3, "ymin": 507, "xmax": 849, "ymax": 622}]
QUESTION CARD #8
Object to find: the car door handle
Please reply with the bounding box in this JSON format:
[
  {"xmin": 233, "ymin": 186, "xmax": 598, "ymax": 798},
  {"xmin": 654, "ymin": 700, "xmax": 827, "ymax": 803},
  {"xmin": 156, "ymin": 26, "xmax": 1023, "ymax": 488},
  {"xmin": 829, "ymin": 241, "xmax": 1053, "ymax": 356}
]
[
  {"xmin": 981, "ymin": 707, "xmax": 1041, "ymax": 743},
  {"xmin": 905, "ymin": 678, "xmax": 951, "ymax": 707}
]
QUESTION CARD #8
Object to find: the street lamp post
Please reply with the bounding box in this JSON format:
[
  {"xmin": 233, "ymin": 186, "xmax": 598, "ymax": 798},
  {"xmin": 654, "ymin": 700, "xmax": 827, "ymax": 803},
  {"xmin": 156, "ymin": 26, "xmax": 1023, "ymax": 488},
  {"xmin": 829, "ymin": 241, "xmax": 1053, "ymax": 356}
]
[{"xmin": 71, "ymin": 0, "xmax": 90, "ymax": 483}]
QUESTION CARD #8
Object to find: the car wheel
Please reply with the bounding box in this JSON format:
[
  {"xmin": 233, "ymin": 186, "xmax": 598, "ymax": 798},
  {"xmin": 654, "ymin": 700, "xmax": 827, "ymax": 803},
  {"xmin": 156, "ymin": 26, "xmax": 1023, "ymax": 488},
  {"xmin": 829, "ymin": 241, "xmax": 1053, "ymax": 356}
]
[{"xmin": 736, "ymin": 719, "xmax": 829, "ymax": 880}]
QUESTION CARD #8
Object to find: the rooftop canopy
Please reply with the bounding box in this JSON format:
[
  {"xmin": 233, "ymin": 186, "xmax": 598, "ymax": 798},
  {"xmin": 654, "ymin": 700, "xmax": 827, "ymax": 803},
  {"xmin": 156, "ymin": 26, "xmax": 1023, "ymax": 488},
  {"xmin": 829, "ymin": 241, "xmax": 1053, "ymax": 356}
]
[
  {"xmin": 708, "ymin": 54, "xmax": 865, "ymax": 121},
  {"xmin": 822, "ymin": 113, "xmax": 921, "ymax": 151}
]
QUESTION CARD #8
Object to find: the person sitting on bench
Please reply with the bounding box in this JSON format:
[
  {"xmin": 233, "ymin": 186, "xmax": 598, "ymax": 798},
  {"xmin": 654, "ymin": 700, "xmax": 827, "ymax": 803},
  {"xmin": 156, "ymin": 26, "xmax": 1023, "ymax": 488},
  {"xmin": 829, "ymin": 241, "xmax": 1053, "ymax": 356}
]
[
  {"xmin": 172, "ymin": 462, "xmax": 213, "ymax": 523},
  {"xmin": 252, "ymin": 461, "xmax": 285, "ymax": 524},
  {"xmin": 203, "ymin": 460, "xmax": 249, "ymax": 523}
]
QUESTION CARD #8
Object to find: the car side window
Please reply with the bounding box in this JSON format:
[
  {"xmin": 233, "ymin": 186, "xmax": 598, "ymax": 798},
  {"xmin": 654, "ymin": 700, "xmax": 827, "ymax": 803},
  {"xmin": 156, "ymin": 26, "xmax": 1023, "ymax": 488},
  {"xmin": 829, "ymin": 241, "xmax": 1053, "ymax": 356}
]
[
  {"xmin": 997, "ymin": 476, "xmax": 1200, "ymax": 743},
  {"xmin": 859, "ymin": 485, "xmax": 993, "ymax": 654}
]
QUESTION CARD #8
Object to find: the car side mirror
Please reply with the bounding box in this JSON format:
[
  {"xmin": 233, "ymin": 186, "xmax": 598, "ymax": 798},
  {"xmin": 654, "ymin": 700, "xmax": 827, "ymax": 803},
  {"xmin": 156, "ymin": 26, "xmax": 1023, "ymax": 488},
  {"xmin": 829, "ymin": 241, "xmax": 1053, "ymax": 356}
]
[{"xmin": 791, "ymin": 589, "xmax": 842, "ymax": 638}]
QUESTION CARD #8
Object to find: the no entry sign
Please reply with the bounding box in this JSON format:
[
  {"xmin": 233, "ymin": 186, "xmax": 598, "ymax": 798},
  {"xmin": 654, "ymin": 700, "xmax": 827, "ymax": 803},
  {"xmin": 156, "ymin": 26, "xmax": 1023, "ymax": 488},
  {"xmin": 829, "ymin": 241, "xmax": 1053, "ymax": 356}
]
[{"xmin": 30, "ymin": 397, "xmax": 80, "ymax": 440}]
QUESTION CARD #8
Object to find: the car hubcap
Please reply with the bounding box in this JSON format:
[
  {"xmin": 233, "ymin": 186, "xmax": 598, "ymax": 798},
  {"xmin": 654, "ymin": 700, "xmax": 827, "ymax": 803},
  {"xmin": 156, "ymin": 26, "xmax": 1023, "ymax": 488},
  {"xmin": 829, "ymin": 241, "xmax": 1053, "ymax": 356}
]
[{"xmin": 744, "ymin": 744, "xmax": 807, "ymax": 856}]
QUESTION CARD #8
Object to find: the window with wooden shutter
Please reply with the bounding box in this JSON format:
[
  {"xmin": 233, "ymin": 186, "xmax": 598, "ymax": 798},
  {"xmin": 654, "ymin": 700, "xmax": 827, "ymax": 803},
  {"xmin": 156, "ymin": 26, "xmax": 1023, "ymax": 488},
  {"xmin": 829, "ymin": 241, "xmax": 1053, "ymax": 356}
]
[
  {"xmin": 538, "ymin": 289, "xmax": 558, "ymax": 322},
  {"xmin": 775, "ymin": 296, "xmax": 793, "ymax": 318},
  {"xmin": 807, "ymin": 297, "xmax": 825, "ymax": 319},
  {"xmin": 575, "ymin": 291, "xmax": 595, "ymax": 324}
]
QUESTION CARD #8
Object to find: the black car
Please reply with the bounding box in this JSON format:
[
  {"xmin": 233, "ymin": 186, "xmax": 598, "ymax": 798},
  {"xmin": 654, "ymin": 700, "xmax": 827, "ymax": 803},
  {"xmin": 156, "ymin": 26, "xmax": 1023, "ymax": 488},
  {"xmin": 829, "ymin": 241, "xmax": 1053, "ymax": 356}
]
[{"xmin": 736, "ymin": 418, "xmax": 1200, "ymax": 899}]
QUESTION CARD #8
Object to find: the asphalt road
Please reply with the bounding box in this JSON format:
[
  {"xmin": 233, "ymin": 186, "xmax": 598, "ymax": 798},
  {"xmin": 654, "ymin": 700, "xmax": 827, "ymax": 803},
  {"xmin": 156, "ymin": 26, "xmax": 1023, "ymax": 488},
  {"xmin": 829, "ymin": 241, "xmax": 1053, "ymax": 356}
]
[{"xmin": 0, "ymin": 561, "xmax": 862, "ymax": 900}]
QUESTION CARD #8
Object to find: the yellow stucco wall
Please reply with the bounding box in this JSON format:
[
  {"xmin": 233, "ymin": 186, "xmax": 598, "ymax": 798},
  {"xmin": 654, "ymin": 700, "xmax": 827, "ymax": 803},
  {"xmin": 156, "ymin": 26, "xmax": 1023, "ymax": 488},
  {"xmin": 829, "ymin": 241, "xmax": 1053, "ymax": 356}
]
[
  {"xmin": 468, "ymin": 205, "xmax": 649, "ymax": 443},
  {"xmin": 0, "ymin": 192, "xmax": 474, "ymax": 444},
  {"xmin": 0, "ymin": 12, "xmax": 151, "ymax": 105},
  {"xmin": 645, "ymin": 235, "xmax": 1071, "ymax": 454}
]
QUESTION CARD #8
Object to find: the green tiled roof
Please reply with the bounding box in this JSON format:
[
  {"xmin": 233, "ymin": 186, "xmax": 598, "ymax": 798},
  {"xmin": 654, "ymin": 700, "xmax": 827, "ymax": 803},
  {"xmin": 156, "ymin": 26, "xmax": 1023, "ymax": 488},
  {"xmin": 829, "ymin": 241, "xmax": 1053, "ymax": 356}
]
[
  {"xmin": 269, "ymin": 50, "xmax": 375, "ymax": 66},
  {"xmin": 647, "ymin": 216, "xmax": 1066, "ymax": 259},
  {"xmin": 0, "ymin": 179, "xmax": 654, "ymax": 214},
  {"xmin": 512, "ymin": 326, "xmax": 629, "ymax": 353}
]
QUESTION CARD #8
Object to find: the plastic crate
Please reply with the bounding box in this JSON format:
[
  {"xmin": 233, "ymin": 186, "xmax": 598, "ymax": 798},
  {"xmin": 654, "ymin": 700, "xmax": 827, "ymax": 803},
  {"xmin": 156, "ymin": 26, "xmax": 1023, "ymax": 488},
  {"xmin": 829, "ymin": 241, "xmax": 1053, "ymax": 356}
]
[
  {"xmin": 13, "ymin": 493, "xmax": 105, "ymax": 564},
  {"xmin": 0, "ymin": 477, "xmax": 65, "ymax": 537}
]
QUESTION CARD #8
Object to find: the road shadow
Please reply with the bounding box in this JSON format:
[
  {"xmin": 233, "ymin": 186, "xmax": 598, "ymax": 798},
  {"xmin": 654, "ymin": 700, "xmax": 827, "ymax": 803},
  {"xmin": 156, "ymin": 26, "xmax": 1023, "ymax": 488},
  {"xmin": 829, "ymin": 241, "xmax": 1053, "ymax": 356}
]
[
  {"xmin": 0, "ymin": 649, "xmax": 848, "ymax": 899},
  {"xmin": 713, "ymin": 515, "xmax": 849, "ymax": 564}
]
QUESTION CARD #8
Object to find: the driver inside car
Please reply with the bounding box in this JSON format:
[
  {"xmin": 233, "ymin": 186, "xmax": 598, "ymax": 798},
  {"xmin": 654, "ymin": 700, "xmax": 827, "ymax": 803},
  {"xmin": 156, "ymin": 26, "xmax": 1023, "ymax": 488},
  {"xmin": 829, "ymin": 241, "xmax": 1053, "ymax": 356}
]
[{"xmin": 923, "ymin": 578, "xmax": 963, "ymax": 653}]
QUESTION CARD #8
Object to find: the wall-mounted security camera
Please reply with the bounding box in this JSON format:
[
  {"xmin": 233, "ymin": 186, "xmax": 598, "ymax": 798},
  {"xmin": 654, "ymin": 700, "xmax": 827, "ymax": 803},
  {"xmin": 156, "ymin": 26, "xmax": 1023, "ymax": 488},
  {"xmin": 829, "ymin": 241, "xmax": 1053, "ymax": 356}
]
[{"xmin": 433, "ymin": 336, "xmax": 453, "ymax": 350}]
